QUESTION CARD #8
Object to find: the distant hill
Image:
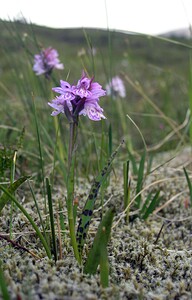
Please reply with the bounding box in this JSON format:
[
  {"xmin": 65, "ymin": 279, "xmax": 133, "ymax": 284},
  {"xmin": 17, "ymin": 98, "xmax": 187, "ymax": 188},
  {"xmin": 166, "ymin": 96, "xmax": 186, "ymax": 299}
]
[
  {"xmin": 0, "ymin": 20, "xmax": 190, "ymax": 63},
  {"xmin": 160, "ymin": 27, "xmax": 192, "ymax": 39}
]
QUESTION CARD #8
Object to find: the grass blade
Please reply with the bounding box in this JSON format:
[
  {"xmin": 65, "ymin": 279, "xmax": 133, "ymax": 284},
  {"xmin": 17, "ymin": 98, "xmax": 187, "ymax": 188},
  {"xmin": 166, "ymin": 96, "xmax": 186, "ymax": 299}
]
[
  {"xmin": 183, "ymin": 167, "xmax": 192, "ymax": 208},
  {"xmin": 142, "ymin": 190, "xmax": 161, "ymax": 220},
  {"xmin": 46, "ymin": 177, "xmax": 57, "ymax": 262},
  {"xmin": 140, "ymin": 191, "xmax": 153, "ymax": 217},
  {"xmin": 40, "ymin": 120, "xmax": 67, "ymax": 184},
  {"xmin": 0, "ymin": 176, "xmax": 29, "ymax": 212},
  {"xmin": 59, "ymin": 200, "xmax": 65, "ymax": 233},
  {"xmin": 188, "ymin": 52, "xmax": 192, "ymax": 144},
  {"xmin": 31, "ymin": 95, "xmax": 46, "ymax": 212},
  {"xmin": 108, "ymin": 123, "xmax": 112, "ymax": 156},
  {"xmin": 135, "ymin": 152, "xmax": 146, "ymax": 209},
  {"xmin": 28, "ymin": 180, "xmax": 48, "ymax": 242},
  {"xmin": 123, "ymin": 160, "xmax": 130, "ymax": 222},
  {"xmin": 127, "ymin": 149, "xmax": 138, "ymax": 175},
  {"xmin": 0, "ymin": 261, "xmax": 10, "ymax": 300},
  {"xmin": 99, "ymin": 244, "xmax": 109, "ymax": 288}
]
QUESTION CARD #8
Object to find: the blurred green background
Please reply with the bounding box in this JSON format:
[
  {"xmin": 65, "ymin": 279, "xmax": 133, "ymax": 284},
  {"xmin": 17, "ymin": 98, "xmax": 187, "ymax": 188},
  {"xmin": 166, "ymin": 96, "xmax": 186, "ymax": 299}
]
[{"xmin": 0, "ymin": 19, "xmax": 191, "ymax": 178}]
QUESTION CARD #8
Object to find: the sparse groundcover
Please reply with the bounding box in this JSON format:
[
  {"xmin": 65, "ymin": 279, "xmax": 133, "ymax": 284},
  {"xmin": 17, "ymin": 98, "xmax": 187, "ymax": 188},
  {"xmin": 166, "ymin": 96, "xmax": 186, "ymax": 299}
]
[{"xmin": 0, "ymin": 148, "xmax": 192, "ymax": 300}]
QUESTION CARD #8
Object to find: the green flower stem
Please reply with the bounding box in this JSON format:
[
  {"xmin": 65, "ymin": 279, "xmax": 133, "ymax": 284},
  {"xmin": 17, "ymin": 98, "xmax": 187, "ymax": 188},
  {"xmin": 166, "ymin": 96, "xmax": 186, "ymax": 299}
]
[
  {"xmin": 68, "ymin": 217, "xmax": 80, "ymax": 263},
  {"xmin": 68, "ymin": 121, "xmax": 78, "ymax": 171},
  {"xmin": 0, "ymin": 185, "xmax": 52, "ymax": 259},
  {"xmin": 67, "ymin": 121, "xmax": 80, "ymax": 264}
]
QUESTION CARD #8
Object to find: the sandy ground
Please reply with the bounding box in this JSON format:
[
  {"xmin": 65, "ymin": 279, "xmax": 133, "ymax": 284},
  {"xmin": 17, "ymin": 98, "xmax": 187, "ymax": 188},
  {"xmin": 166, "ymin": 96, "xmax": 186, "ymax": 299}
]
[{"xmin": 0, "ymin": 146, "xmax": 192, "ymax": 299}]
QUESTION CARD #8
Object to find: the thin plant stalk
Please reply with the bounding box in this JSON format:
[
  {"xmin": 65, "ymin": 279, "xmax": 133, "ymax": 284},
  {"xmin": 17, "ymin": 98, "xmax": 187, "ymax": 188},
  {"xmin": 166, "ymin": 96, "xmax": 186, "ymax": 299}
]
[
  {"xmin": 9, "ymin": 150, "xmax": 17, "ymax": 239},
  {"xmin": 56, "ymin": 212, "xmax": 63, "ymax": 260},
  {"xmin": 40, "ymin": 123, "xmax": 67, "ymax": 184},
  {"xmin": 59, "ymin": 200, "xmax": 65, "ymax": 234},
  {"xmin": 108, "ymin": 123, "xmax": 112, "ymax": 156},
  {"xmin": 135, "ymin": 152, "xmax": 146, "ymax": 209},
  {"xmin": 83, "ymin": 29, "xmax": 95, "ymax": 75},
  {"xmin": 66, "ymin": 121, "xmax": 80, "ymax": 264},
  {"xmin": 54, "ymin": 116, "xmax": 65, "ymax": 163},
  {"xmin": 48, "ymin": 116, "xmax": 67, "ymax": 186},
  {"xmin": 31, "ymin": 95, "xmax": 46, "ymax": 213},
  {"xmin": 189, "ymin": 53, "xmax": 192, "ymax": 145},
  {"xmin": 46, "ymin": 177, "xmax": 57, "ymax": 262},
  {"xmin": 123, "ymin": 160, "xmax": 130, "ymax": 223},
  {"xmin": 28, "ymin": 180, "xmax": 48, "ymax": 244},
  {"xmin": 68, "ymin": 122, "xmax": 78, "ymax": 171}
]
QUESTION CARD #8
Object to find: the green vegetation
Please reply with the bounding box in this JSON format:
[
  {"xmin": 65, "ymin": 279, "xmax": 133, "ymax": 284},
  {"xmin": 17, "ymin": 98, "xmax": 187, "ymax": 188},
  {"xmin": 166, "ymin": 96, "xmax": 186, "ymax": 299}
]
[
  {"xmin": 0, "ymin": 19, "xmax": 192, "ymax": 295},
  {"xmin": 0, "ymin": 19, "xmax": 191, "ymax": 159}
]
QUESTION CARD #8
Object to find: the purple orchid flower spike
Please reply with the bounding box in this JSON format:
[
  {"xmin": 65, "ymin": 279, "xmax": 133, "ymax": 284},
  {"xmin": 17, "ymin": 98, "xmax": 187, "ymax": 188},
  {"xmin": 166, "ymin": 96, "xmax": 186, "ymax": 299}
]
[
  {"xmin": 48, "ymin": 72, "xmax": 106, "ymax": 122},
  {"xmin": 33, "ymin": 47, "xmax": 64, "ymax": 78},
  {"xmin": 106, "ymin": 76, "xmax": 126, "ymax": 98}
]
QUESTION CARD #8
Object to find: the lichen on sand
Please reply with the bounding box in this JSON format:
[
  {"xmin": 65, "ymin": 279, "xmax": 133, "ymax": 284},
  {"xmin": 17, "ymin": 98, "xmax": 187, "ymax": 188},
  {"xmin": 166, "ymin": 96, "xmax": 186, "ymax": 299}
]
[{"xmin": 0, "ymin": 147, "xmax": 192, "ymax": 299}]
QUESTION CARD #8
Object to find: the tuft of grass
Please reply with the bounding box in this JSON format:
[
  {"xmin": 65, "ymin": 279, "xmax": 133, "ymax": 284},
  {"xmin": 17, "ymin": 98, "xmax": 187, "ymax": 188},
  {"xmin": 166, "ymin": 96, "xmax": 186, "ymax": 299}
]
[
  {"xmin": 83, "ymin": 206, "xmax": 115, "ymax": 288},
  {"xmin": 140, "ymin": 189, "xmax": 161, "ymax": 220},
  {"xmin": 0, "ymin": 176, "xmax": 29, "ymax": 212}
]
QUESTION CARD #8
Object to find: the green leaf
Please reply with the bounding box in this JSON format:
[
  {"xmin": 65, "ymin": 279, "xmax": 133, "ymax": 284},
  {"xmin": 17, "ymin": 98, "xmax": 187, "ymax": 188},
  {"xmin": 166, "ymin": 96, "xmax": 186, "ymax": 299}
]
[
  {"xmin": 123, "ymin": 160, "xmax": 130, "ymax": 222},
  {"xmin": 0, "ymin": 261, "xmax": 10, "ymax": 300},
  {"xmin": 59, "ymin": 200, "xmax": 65, "ymax": 233},
  {"xmin": 140, "ymin": 190, "xmax": 153, "ymax": 216},
  {"xmin": 46, "ymin": 177, "xmax": 57, "ymax": 262},
  {"xmin": 183, "ymin": 167, "xmax": 192, "ymax": 208},
  {"xmin": 84, "ymin": 207, "xmax": 115, "ymax": 275},
  {"xmin": 127, "ymin": 149, "xmax": 138, "ymax": 176},
  {"xmin": 108, "ymin": 123, "xmax": 112, "ymax": 157},
  {"xmin": 0, "ymin": 176, "xmax": 29, "ymax": 212},
  {"xmin": 141, "ymin": 190, "xmax": 161, "ymax": 220},
  {"xmin": 100, "ymin": 243, "xmax": 109, "ymax": 288},
  {"xmin": 135, "ymin": 152, "xmax": 146, "ymax": 209},
  {"xmin": 76, "ymin": 141, "xmax": 124, "ymax": 258}
]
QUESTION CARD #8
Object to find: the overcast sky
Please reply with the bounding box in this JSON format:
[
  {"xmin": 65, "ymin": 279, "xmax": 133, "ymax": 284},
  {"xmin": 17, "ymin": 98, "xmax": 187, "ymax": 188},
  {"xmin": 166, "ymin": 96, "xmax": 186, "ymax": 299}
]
[{"xmin": 1, "ymin": 0, "xmax": 192, "ymax": 35}]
